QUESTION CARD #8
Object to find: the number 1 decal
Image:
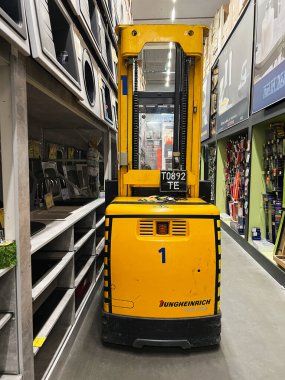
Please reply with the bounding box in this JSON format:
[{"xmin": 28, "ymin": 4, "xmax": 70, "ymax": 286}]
[{"xmin": 159, "ymin": 247, "xmax": 166, "ymax": 264}]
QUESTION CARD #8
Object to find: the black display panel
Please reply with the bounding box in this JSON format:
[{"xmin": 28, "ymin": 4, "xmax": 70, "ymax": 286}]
[
  {"xmin": 201, "ymin": 72, "xmax": 211, "ymax": 142},
  {"xmin": 217, "ymin": 1, "xmax": 254, "ymax": 133},
  {"xmin": 252, "ymin": 0, "xmax": 285, "ymax": 113}
]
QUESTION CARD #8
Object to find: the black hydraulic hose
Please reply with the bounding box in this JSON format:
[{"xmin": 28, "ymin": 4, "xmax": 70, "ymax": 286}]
[
  {"xmin": 180, "ymin": 56, "xmax": 190, "ymax": 170},
  {"xmin": 132, "ymin": 58, "xmax": 139, "ymax": 169}
]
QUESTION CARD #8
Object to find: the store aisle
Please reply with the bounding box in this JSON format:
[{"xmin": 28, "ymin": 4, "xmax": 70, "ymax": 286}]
[{"xmin": 57, "ymin": 231, "xmax": 285, "ymax": 380}]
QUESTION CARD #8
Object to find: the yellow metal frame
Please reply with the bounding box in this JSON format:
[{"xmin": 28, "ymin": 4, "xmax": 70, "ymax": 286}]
[{"xmin": 116, "ymin": 24, "xmax": 207, "ymax": 197}]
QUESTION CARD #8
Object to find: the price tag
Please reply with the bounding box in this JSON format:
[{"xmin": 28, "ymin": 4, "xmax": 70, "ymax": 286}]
[
  {"xmin": 44, "ymin": 193, "xmax": 54, "ymax": 209},
  {"xmin": 160, "ymin": 171, "xmax": 187, "ymax": 193},
  {"xmin": 33, "ymin": 337, "xmax": 46, "ymax": 347}
]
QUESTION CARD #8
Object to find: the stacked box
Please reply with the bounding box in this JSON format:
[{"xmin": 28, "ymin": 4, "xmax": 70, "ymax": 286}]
[
  {"xmin": 229, "ymin": 0, "xmax": 250, "ymax": 31},
  {"xmin": 211, "ymin": 5, "xmax": 230, "ymax": 63},
  {"xmin": 203, "ymin": 0, "xmax": 250, "ymax": 74},
  {"xmin": 203, "ymin": 31, "xmax": 211, "ymax": 76}
]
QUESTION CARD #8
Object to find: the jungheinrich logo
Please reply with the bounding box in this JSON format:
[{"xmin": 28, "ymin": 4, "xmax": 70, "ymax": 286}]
[{"xmin": 159, "ymin": 299, "xmax": 211, "ymax": 307}]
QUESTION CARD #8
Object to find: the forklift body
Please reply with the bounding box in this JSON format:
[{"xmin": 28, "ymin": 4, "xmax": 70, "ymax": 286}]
[{"xmin": 102, "ymin": 24, "xmax": 221, "ymax": 348}]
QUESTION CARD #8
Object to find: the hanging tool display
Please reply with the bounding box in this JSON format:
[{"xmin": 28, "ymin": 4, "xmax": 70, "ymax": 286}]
[
  {"xmin": 225, "ymin": 134, "xmax": 249, "ymax": 235},
  {"xmin": 263, "ymin": 123, "xmax": 285, "ymax": 243}
]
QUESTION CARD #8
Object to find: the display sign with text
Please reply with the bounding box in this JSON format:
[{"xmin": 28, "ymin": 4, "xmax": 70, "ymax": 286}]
[
  {"xmin": 252, "ymin": 0, "xmax": 285, "ymax": 113},
  {"xmin": 217, "ymin": 1, "xmax": 254, "ymax": 132}
]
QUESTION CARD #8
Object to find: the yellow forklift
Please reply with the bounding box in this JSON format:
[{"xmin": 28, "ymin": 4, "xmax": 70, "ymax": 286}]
[{"xmin": 102, "ymin": 25, "xmax": 221, "ymax": 348}]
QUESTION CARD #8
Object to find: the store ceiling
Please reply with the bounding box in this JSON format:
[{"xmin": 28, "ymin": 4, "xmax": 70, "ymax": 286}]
[
  {"xmin": 142, "ymin": 45, "xmax": 175, "ymax": 90},
  {"xmin": 132, "ymin": 0, "xmax": 228, "ymax": 90},
  {"xmin": 132, "ymin": 0, "xmax": 228, "ymax": 25}
]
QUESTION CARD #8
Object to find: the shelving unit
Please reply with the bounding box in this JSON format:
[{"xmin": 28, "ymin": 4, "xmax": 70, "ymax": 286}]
[
  {"xmin": 0, "ymin": 313, "xmax": 13, "ymax": 331},
  {"xmin": 0, "ymin": 0, "xmax": 127, "ymax": 377},
  {"xmin": 65, "ymin": 0, "xmax": 118, "ymax": 93},
  {"xmin": 30, "ymin": 198, "xmax": 105, "ymax": 379},
  {"xmin": 200, "ymin": 0, "xmax": 285, "ymax": 286},
  {"xmin": 0, "ymin": 268, "xmax": 18, "ymax": 375},
  {"xmin": 0, "ymin": 268, "xmax": 12, "ymax": 278},
  {"xmin": 202, "ymin": 98, "xmax": 285, "ymax": 287},
  {"xmin": 97, "ymin": 0, "xmax": 118, "ymax": 45}
]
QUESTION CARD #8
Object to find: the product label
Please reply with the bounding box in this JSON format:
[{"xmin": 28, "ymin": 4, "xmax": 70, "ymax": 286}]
[{"xmin": 33, "ymin": 337, "xmax": 46, "ymax": 347}]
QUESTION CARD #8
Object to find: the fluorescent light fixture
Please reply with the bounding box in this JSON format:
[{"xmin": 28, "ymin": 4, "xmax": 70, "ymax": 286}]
[
  {"xmin": 173, "ymin": 0, "xmax": 176, "ymax": 3},
  {"xmin": 171, "ymin": 7, "xmax": 175, "ymax": 21}
]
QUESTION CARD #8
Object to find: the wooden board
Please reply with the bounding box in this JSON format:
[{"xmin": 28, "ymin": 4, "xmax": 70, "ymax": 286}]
[{"xmin": 274, "ymin": 255, "xmax": 285, "ymax": 270}]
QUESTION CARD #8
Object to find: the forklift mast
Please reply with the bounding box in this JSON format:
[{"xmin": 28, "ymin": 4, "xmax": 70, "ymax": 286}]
[{"xmin": 116, "ymin": 25, "xmax": 207, "ymax": 198}]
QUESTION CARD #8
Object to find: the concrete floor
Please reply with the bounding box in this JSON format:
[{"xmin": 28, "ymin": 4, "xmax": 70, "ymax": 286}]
[{"xmin": 58, "ymin": 231, "xmax": 285, "ymax": 380}]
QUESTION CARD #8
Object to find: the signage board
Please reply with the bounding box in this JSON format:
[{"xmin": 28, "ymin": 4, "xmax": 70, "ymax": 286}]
[
  {"xmin": 252, "ymin": 0, "xmax": 285, "ymax": 113},
  {"xmin": 217, "ymin": 1, "xmax": 254, "ymax": 132}
]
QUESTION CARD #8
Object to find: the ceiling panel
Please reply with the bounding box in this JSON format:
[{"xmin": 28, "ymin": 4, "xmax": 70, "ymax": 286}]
[{"xmin": 132, "ymin": 0, "xmax": 229, "ymax": 25}]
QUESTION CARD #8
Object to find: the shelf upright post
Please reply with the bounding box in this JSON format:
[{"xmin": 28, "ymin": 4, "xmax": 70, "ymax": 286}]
[
  {"xmin": 104, "ymin": 130, "xmax": 112, "ymax": 184},
  {"xmin": 0, "ymin": 47, "xmax": 34, "ymax": 379}
]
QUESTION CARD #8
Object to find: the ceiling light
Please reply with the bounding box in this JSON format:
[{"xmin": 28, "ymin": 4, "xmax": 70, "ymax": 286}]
[
  {"xmin": 171, "ymin": 7, "xmax": 175, "ymax": 21},
  {"xmin": 173, "ymin": 0, "xmax": 176, "ymax": 3}
]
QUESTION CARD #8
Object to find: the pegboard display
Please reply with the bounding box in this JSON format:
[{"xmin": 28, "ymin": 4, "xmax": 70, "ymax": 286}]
[
  {"xmin": 225, "ymin": 133, "xmax": 250, "ymax": 235},
  {"xmin": 263, "ymin": 123, "xmax": 285, "ymax": 244},
  {"xmin": 208, "ymin": 145, "xmax": 217, "ymax": 203}
]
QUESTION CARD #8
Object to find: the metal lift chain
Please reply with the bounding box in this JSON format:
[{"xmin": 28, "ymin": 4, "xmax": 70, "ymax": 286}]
[
  {"xmin": 180, "ymin": 56, "xmax": 190, "ymax": 170},
  {"xmin": 132, "ymin": 58, "xmax": 139, "ymax": 169}
]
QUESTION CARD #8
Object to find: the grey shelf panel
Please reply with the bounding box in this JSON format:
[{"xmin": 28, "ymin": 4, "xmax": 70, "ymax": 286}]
[
  {"xmin": 32, "ymin": 252, "xmax": 74, "ymax": 302},
  {"xmin": 0, "ymin": 313, "xmax": 13, "ymax": 331},
  {"xmin": 95, "ymin": 263, "xmax": 104, "ymax": 283},
  {"xmin": 96, "ymin": 238, "xmax": 105, "ymax": 257},
  {"xmin": 64, "ymin": 0, "xmax": 118, "ymax": 93},
  {"xmin": 201, "ymin": 136, "xmax": 216, "ymax": 146},
  {"xmin": 75, "ymin": 278, "xmax": 96, "ymax": 319},
  {"xmin": 31, "ymin": 198, "xmax": 105, "ymax": 254},
  {"xmin": 74, "ymin": 256, "xmax": 96, "ymax": 288},
  {"xmin": 33, "ymin": 289, "xmax": 74, "ymax": 356},
  {"xmin": 46, "ymin": 278, "xmax": 103, "ymax": 380},
  {"xmin": 74, "ymin": 229, "xmax": 96, "ymax": 252},
  {"xmin": 0, "ymin": 267, "xmax": 13, "ymax": 279},
  {"xmin": 96, "ymin": 216, "xmax": 105, "ymax": 229},
  {"xmin": 0, "ymin": 376, "xmax": 22, "ymax": 380},
  {"xmin": 97, "ymin": 0, "xmax": 118, "ymax": 48}
]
